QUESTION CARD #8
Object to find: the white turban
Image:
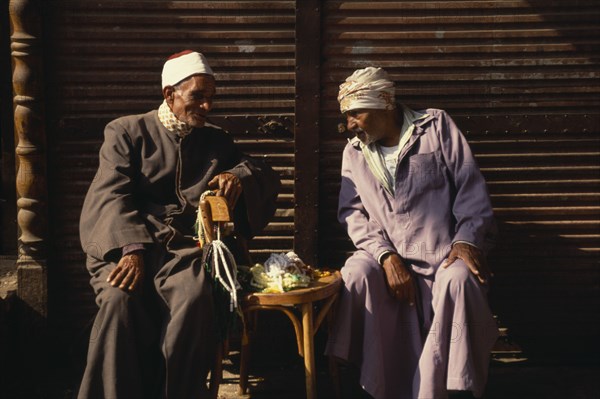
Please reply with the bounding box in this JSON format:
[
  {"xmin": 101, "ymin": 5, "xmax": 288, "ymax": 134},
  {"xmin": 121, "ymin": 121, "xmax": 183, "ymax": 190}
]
[
  {"xmin": 337, "ymin": 67, "xmax": 396, "ymax": 113},
  {"xmin": 161, "ymin": 50, "xmax": 214, "ymax": 89}
]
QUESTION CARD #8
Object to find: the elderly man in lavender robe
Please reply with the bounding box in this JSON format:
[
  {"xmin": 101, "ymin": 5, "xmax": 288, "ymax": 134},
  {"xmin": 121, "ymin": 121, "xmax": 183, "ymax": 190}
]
[
  {"xmin": 325, "ymin": 67, "xmax": 499, "ymax": 399},
  {"xmin": 78, "ymin": 50, "xmax": 280, "ymax": 398}
]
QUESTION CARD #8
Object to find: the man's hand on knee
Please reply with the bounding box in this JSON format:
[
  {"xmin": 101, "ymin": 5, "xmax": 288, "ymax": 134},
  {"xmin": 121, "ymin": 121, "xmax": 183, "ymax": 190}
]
[
  {"xmin": 108, "ymin": 252, "xmax": 145, "ymax": 291},
  {"xmin": 381, "ymin": 253, "xmax": 415, "ymax": 305},
  {"xmin": 442, "ymin": 242, "xmax": 490, "ymax": 284}
]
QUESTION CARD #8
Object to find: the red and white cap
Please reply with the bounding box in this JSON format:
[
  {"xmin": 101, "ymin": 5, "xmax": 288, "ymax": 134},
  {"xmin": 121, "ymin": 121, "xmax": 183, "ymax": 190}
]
[{"xmin": 161, "ymin": 50, "xmax": 214, "ymax": 88}]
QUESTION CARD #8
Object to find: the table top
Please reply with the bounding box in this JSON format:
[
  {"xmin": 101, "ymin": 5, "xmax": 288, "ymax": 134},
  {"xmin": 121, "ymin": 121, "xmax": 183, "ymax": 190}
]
[{"xmin": 243, "ymin": 270, "xmax": 342, "ymax": 306}]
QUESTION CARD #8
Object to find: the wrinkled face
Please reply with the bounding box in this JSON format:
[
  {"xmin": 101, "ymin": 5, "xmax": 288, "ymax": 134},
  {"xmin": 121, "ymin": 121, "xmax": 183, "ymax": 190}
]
[
  {"xmin": 345, "ymin": 108, "xmax": 388, "ymax": 146},
  {"xmin": 164, "ymin": 74, "xmax": 216, "ymax": 128}
]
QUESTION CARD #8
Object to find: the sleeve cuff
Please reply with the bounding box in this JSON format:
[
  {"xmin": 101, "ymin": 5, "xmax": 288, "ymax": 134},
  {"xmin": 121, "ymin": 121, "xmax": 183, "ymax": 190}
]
[
  {"xmin": 377, "ymin": 250, "xmax": 394, "ymax": 265},
  {"xmin": 122, "ymin": 243, "xmax": 145, "ymax": 256},
  {"xmin": 452, "ymin": 240, "xmax": 479, "ymax": 249}
]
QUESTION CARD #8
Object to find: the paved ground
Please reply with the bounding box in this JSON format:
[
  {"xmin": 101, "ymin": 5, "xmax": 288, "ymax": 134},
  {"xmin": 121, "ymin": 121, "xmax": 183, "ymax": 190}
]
[
  {"xmin": 3, "ymin": 297, "xmax": 599, "ymax": 398},
  {"xmin": 216, "ymin": 352, "xmax": 600, "ymax": 399},
  {"xmin": 212, "ymin": 315, "xmax": 600, "ymax": 399},
  {"xmin": 0, "ymin": 257, "xmax": 17, "ymax": 299}
]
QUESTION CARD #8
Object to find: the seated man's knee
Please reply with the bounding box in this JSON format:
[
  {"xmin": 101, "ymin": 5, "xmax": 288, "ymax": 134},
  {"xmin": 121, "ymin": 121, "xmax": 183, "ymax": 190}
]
[
  {"xmin": 437, "ymin": 259, "xmax": 475, "ymax": 289},
  {"xmin": 176, "ymin": 277, "xmax": 213, "ymax": 313},
  {"xmin": 342, "ymin": 253, "xmax": 382, "ymax": 292},
  {"xmin": 98, "ymin": 286, "xmax": 137, "ymax": 315}
]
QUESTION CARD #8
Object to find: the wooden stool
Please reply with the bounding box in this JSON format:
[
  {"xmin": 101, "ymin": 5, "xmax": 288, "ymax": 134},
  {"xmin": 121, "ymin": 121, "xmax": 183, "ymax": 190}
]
[
  {"xmin": 199, "ymin": 194, "xmax": 234, "ymax": 399},
  {"xmin": 238, "ymin": 271, "xmax": 342, "ymax": 399}
]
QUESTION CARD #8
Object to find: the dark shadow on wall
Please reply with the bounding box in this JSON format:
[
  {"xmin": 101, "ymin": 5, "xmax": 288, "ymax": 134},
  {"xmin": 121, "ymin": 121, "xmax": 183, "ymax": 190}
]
[{"xmin": 488, "ymin": 219, "xmax": 600, "ymax": 366}]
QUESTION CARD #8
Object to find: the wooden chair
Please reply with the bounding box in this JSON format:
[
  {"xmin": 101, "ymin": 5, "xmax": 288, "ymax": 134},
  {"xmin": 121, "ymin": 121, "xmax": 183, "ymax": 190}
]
[
  {"xmin": 198, "ymin": 194, "xmax": 233, "ymax": 399},
  {"xmin": 201, "ymin": 194, "xmax": 343, "ymax": 399}
]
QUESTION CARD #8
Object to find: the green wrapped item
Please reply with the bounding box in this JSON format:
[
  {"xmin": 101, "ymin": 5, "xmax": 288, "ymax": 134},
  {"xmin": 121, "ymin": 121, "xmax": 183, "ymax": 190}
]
[{"xmin": 247, "ymin": 252, "xmax": 312, "ymax": 293}]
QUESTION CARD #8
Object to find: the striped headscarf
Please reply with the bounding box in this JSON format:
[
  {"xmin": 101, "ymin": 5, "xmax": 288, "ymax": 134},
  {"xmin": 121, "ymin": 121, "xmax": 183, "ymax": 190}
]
[{"xmin": 338, "ymin": 67, "xmax": 396, "ymax": 114}]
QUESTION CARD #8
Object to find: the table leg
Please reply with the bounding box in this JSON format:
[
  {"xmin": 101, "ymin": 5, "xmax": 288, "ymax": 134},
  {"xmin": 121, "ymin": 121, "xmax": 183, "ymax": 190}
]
[{"xmin": 301, "ymin": 302, "xmax": 316, "ymax": 399}]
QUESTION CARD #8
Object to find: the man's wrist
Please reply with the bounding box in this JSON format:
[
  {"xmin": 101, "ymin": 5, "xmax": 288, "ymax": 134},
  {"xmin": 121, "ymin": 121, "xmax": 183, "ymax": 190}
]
[{"xmin": 378, "ymin": 251, "xmax": 394, "ymax": 265}]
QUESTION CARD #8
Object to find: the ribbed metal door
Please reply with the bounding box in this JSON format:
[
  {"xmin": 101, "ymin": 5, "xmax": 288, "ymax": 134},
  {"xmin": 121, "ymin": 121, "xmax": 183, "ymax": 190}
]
[
  {"xmin": 39, "ymin": 0, "xmax": 600, "ymax": 363},
  {"xmin": 319, "ymin": 1, "xmax": 600, "ymax": 362},
  {"xmin": 44, "ymin": 1, "xmax": 296, "ymax": 330}
]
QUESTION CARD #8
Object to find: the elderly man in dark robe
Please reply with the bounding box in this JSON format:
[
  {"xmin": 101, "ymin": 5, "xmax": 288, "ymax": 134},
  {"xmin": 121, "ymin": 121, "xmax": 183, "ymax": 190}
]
[
  {"xmin": 78, "ymin": 50, "xmax": 280, "ymax": 399},
  {"xmin": 325, "ymin": 67, "xmax": 498, "ymax": 399}
]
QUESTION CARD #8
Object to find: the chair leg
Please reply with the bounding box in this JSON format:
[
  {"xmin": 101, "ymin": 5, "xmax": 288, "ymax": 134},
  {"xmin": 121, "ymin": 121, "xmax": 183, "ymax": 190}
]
[
  {"xmin": 209, "ymin": 342, "xmax": 225, "ymax": 399},
  {"xmin": 238, "ymin": 311, "xmax": 255, "ymax": 395}
]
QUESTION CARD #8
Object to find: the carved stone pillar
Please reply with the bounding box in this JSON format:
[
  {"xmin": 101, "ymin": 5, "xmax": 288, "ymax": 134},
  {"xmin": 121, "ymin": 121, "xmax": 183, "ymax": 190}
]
[{"xmin": 9, "ymin": 0, "xmax": 47, "ymax": 317}]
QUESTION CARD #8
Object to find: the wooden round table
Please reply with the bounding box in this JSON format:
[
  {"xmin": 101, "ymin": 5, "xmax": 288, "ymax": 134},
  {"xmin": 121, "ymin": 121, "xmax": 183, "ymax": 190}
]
[{"xmin": 239, "ymin": 271, "xmax": 342, "ymax": 399}]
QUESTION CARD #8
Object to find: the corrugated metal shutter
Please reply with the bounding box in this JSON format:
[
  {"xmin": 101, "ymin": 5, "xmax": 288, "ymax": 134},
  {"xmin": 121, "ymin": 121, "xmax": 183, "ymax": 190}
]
[
  {"xmin": 44, "ymin": 1, "xmax": 296, "ymax": 329},
  {"xmin": 319, "ymin": 1, "xmax": 600, "ymax": 362}
]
